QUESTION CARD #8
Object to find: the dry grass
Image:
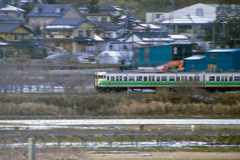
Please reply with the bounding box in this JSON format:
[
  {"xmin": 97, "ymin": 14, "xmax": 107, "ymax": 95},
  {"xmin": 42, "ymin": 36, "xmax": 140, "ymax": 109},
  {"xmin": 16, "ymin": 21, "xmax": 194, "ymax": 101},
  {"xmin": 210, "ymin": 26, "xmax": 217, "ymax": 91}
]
[{"xmin": 0, "ymin": 91, "xmax": 240, "ymax": 116}]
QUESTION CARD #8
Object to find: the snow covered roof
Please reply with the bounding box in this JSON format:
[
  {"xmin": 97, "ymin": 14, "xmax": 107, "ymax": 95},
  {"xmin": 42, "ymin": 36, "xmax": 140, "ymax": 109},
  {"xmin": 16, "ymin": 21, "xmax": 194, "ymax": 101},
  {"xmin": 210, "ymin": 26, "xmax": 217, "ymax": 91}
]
[
  {"xmin": 184, "ymin": 55, "xmax": 205, "ymax": 60},
  {"xmin": 0, "ymin": 2, "xmax": 25, "ymax": 12},
  {"xmin": 139, "ymin": 23, "xmax": 161, "ymax": 29},
  {"xmin": 46, "ymin": 25, "xmax": 74, "ymax": 29},
  {"xmin": 169, "ymin": 34, "xmax": 189, "ymax": 40},
  {"xmin": 94, "ymin": 34, "xmax": 103, "ymax": 41},
  {"xmin": 162, "ymin": 14, "xmax": 214, "ymax": 24},
  {"xmin": 206, "ymin": 49, "xmax": 240, "ymax": 53}
]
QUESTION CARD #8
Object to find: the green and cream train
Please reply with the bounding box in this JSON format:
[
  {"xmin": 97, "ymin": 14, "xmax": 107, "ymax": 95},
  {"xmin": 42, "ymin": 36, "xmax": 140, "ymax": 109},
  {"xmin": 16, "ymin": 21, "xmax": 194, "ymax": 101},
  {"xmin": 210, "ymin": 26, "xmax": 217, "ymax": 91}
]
[{"xmin": 94, "ymin": 71, "xmax": 240, "ymax": 92}]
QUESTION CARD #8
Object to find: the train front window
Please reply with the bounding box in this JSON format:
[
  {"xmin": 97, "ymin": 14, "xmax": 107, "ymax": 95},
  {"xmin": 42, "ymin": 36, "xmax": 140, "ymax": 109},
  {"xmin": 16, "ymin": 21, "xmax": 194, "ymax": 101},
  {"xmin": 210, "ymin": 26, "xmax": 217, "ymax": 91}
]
[
  {"xmin": 137, "ymin": 76, "xmax": 142, "ymax": 81},
  {"xmin": 229, "ymin": 76, "xmax": 233, "ymax": 81},
  {"xmin": 209, "ymin": 76, "xmax": 215, "ymax": 81},
  {"xmin": 234, "ymin": 76, "xmax": 240, "ymax": 81},
  {"xmin": 156, "ymin": 76, "xmax": 160, "ymax": 81},
  {"xmin": 169, "ymin": 76, "xmax": 175, "ymax": 81},
  {"xmin": 98, "ymin": 75, "xmax": 103, "ymax": 79},
  {"xmin": 129, "ymin": 76, "xmax": 135, "ymax": 81},
  {"xmin": 111, "ymin": 76, "xmax": 115, "ymax": 81},
  {"xmin": 161, "ymin": 76, "xmax": 167, "ymax": 81}
]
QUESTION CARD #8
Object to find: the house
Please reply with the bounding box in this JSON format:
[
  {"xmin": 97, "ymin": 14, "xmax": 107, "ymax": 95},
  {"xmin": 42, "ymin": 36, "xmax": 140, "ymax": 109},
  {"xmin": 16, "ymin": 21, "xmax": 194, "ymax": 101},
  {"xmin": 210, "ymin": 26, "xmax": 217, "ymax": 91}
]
[
  {"xmin": 132, "ymin": 23, "xmax": 161, "ymax": 32},
  {"xmin": 161, "ymin": 3, "xmax": 217, "ymax": 21},
  {"xmin": 84, "ymin": 13, "xmax": 114, "ymax": 23},
  {"xmin": 26, "ymin": 4, "xmax": 82, "ymax": 28},
  {"xmin": 44, "ymin": 18, "xmax": 102, "ymax": 52},
  {"xmin": 78, "ymin": 5, "xmax": 122, "ymax": 16},
  {"xmin": 131, "ymin": 44, "xmax": 193, "ymax": 68},
  {"xmin": 161, "ymin": 14, "xmax": 215, "ymax": 41},
  {"xmin": 0, "ymin": 22, "xmax": 45, "ymax": 58},
  {"xmin": 145, "ymin": 12, "xmax": 166, "ymax": 23},
  {"xmin": 0, "ymin": 2, "xmax": 25, "ymax": 21},
  {"xmin": 97, "ymin": 24, "xmax": 128, "ymax": 39},
  {"xmin": 0, "ymin": 13, "xmax": 23, "ymax": 22},
  {"xmin": 124, "ymin": 32, "xmax": 172, "ymax": 48},
  {"xmin": 184, "ymin": 49, "xmax": 240, "ymax": 71}
]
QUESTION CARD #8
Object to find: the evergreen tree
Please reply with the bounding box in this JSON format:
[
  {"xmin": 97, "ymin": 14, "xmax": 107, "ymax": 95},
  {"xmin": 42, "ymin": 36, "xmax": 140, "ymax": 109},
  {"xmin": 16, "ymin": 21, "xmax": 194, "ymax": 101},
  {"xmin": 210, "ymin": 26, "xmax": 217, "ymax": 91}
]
[{"xmin": 87, "ymin": 0, "xmax": 99, "ymax": 13}]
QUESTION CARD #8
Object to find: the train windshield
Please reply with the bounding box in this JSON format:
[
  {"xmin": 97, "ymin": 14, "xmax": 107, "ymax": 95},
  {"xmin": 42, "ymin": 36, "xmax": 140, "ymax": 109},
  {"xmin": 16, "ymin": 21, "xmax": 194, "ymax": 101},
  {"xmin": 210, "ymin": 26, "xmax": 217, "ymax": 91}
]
[{"xmin": 97, "ymin": 75, "xmax": 104, "ymax": 79}]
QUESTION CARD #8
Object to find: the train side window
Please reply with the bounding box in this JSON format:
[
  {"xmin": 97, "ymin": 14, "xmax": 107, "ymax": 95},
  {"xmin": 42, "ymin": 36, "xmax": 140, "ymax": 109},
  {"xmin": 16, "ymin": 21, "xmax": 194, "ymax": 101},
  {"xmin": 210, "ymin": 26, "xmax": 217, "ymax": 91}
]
[
  {"xmin": 225, "ymin": 76, "xmax": 228, "ymax": 81},
  {"xmin": 152, "ymin": 76, "xmax": 155, "ymax": 81},
  {"xmin": 144, "ymin": 76, "xmax": 147, "ymax": 81},
  {"xmin": 209, "ymin": 76, "xmax": 215, "ymax": 81},
  {"xmin": 124, "ymin": 76, "xmax": 127, "ymax": 81},
  {"xmin": 107, "ymin": 76, "xmax": 109, "ymax": 80},
  {"xmin": 137, "ymin": 76, "xmax": 142, "ymax": 81},
  {"xmin": 116, "ymin": 76, "xmax": 119, "ymax": 81},
  {"xmin": 156, "ymin": 76, "xmax": 160, "ymax": 81},
  {"xmin": 149, "ymin": 76, "xmax": 151, "ymax": 81},
  {"xmin": 111, "ymin": 76, "xmax": 115, "ymax": 81},
  {"xmin": 181, "ymin": 76, "xmax": 184, "ymax": 81},
  {"xmin": 161, "ymin": 76, "xmax": 167, "ymax": 81},
  {"xmin": 185, "ymin": 76, "xmax": 188, "ymax": 81},
  {"xmin": 221, "ymin": 76, "xmax": 224, "ymax": 81},
  {"xmin": 194, "ymin": 76, "xmax": 199, "ymax": 81},
  {"xmin": 120, "ymin": 76, "xmax": 122, "ymax": 81},
  {"xmin": 103, "ymin": 75, "xmax": 106, "ymax": 79},
  {"xmin": 229, "ymin": 76, "xmax": 233, "ymax": 81},
  {"xmin": 189, "ymin": 76, "xmax": 193, "ymax": 81},
  {"xmin": 234, "ymin": 76, "xmax": 240, "ymax": 81},
  {"xmin": 176, "ymin": 76, "xmax": 180, "ymax": 81},
  {"xmin": 129, "ymin": 76, "xmax": 135, "ymax": 81},
  {"xmin": 216, "ymin": 76, "xmax": 220, "ymax": 81},
  {"xmin": 169, "ymin": 76, "xmax": 175, "ymax": 81}
]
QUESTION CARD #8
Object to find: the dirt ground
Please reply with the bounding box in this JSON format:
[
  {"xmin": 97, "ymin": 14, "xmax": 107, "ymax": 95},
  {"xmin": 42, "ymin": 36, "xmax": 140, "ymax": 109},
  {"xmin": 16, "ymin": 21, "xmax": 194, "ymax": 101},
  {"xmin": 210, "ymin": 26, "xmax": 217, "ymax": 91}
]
[{"xmin": 2, "ymin": 149, "xmax": 240, "ymax": 160}]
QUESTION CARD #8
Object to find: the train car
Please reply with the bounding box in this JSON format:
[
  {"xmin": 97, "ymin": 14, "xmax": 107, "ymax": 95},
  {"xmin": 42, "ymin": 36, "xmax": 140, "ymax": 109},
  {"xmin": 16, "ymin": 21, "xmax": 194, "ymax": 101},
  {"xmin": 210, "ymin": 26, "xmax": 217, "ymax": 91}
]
[{"xmin": 94, "ymin": 71, "xmax": 240, "ymax": 92}]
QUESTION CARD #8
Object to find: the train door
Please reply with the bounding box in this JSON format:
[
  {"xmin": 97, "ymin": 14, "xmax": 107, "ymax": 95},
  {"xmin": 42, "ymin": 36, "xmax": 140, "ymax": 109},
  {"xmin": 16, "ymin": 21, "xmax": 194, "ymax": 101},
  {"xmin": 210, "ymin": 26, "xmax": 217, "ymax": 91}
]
[
  {"xmin": 94, "ymin": 73, "xmax": 98, "ymax": 87},
  {"xmin": 221, "ymin": 75, "xmax": 228, "ymax": 87}
]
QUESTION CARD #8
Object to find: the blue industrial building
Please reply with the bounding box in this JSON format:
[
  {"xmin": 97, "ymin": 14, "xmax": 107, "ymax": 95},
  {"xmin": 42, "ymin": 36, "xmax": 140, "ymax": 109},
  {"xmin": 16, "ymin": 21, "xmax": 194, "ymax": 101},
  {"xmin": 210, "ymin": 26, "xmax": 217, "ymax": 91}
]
[
  {"xmin": 131, "ymin": 44, "xmax": 193, "ymax": 68},
  {"xmin": 184, "ymin": 49, "xmax": 240, "ymax": 71}
]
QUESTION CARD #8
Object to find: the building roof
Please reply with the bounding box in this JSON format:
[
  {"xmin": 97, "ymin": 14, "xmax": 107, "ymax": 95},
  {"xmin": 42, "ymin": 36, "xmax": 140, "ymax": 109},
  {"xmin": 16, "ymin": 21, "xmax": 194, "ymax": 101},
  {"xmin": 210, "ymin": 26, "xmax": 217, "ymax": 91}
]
[
  {"xmin": 26, "ymin": 4, "xmax": 76, "ymax": 18},
  {"xmin": 84, "ymin": 13, "xmax": 113, "ymax": 16},
  {"xmin": 45, "ymin": 18, "xmax": 94, "ymax": 30},
  {"xmin": 134, "ymin": 23, "xmax": 161, "ymax": 30},
  {"xmin": 162, "ymin": 14, "xmax": 214, "ymax": 24},
  {"xmin": 0, "ymin": 23, "xmax": 33, "ymax": 33},
  {"xmin": 0, "ymin": 13, "xmax": 22, "ymax": 21},
  {"xmin": 78, "ymin": 5, "xmax": 122, "ymax": 11},
  {"xmin": 100, "ymin": 24, "xmax": 124, "ymax": 31},
  {"xmin": 135, "ymin": 32, "xmax": 169, "ymax": 40},
  {"xmin": 205, "ymin": 49, "xmax": 240, "ymax": 53},
  {"xmin": 0, "ymin": 2, "xmax": 25, "ymax": 12},
  {"xmin": 184, "ymin": 55, "xmax": 205, "ymax": 60}
]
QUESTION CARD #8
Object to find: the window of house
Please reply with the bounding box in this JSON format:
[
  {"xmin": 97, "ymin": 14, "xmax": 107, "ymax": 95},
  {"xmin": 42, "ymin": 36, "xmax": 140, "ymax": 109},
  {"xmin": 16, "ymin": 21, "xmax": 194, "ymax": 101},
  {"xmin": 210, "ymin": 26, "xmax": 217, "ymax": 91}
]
[
  {"xmin": 41, "ymin": 18, "xmax": 48, "ymax": 22},
  {"xmin": 210, "ymin": 54, "xmax": 217, "ymax": 58},
  {"xmin": 55, "ymin": 7, "xmax": 60, "ymax": 13},
  {"xmin": 169, "ymin": 76, "xmax": 175, "ymax": 81},
  {"xmin": 155, "ymin": 14, "xmax": 162, "ymax": 18},
  {"xmin": 107, "ymin": 32, "xmax": 112, "ymax": 38},
  {"xmin": 22, "ymin": 35, "xmax": 28, "ymax": 40},
  {"xmin": 86, "ymin": 30, "xmax": 91, "ymax": 37},
  {"xmin": 101, "ymin": 17, "xmax": 107, "ymax": 22},
  {"xmin": 32, "ymin": 18, "xmax": 36, "ymax": 22},
  {"xmin": 161, "ymin": 76, "xmax": 167, "ymax": 81},
  {"xmin": 123, "ymin": 45, "xmax": 127, "ymax": 50},
  {"xmin": 12, "ymin": 35, "xmax": 20, "ymax": 40},
  {"xmin": 89, "ymin": 17, "xmax": 98, "ymax": 22},
  {"xmin": 110, "ymin": 45, "xmax": 113, "ymax": 50},
  {"xmin": 79, "ymin": 31, "xmax": 83, "ymax": 37},
  {"xmin": 52, "ymin": 32, "xmax": 59, "ymax": 35},
  {"xmin": 68, "ymin": 31, "xmax": 72, "ymax": 35},
  {"xmin": 209, "ymin": 76, "xmax": 215, "ymax": 81},
  {"xmin": 129, "ymin": 76, "xmax": 135, "ymax": 81},
  {"xmin": 196, "ymin": 8, "xmax": 203, "ymax": 17},
  {"xmin": 33, "ymin": 7, "xmax": 38, "ymax": 13},
  {"xmin": 137, "ymin": 76, "xmax": 142, "ymax": 81}
]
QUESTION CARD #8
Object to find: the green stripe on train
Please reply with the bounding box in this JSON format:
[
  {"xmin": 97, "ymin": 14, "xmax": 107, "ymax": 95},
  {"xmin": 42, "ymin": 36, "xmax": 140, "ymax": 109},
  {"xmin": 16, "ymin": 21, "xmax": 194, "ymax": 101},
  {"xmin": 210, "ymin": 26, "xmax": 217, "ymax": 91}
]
[
  {"xmin": 99, "ymin": 81, "xmax": 203, "ymax": 87},
  {"xmin": 206, "ymin": 82, "xmax": 240, "ymax": 86}
]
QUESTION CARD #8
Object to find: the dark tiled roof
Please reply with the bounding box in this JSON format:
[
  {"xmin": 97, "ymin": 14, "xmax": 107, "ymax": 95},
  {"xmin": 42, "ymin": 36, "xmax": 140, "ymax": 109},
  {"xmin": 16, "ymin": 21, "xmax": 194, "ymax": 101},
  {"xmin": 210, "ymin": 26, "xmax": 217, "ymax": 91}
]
[
  {"xmin": 84, "ymin": 13, "xmax": 113, "ymax": 16},
  {"xmin": 100, "ymin": 24, "xmax": 124, "ymax": 31},
  {"xmin": 134, "ymin": 32, "xmax": 169, "ymax": 39},
  {"xmin": 48, "ymin": 18, "xmax": 85, "ymax": 25},
  {"xmin": 0, "ymin": 14, "xmax": 22, "ymax": 21},
  {"xmin": 27, "ymin": 4, "xmax": 74, "ymax": 17},
  {"xmin": 0, "ymin": 2, "xmax": 7, "ymax": 8},
  {"xmin": 79, "ymin": 5, "xmax": 122, "ymax": 11},
  {"xmin": 0, "ymin": 23, "xmax": 34, "ymax": 33}
]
